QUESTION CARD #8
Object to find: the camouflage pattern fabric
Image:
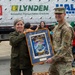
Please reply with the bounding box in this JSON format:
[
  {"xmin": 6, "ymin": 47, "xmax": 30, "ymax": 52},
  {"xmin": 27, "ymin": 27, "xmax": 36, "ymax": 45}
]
[
  {"xmin": 49, "ymin": 62, "xmax": 72, "ymax": 75},
  {"xmin": 49, "ymin": 22, "xmax": 73, "ymax": 75}
]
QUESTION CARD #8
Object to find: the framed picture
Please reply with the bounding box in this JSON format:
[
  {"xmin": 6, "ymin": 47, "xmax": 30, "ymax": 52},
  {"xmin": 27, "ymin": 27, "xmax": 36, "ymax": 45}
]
[{"xmin": 26, "ymin": 29, "xmax": 53, "ymax": 65}]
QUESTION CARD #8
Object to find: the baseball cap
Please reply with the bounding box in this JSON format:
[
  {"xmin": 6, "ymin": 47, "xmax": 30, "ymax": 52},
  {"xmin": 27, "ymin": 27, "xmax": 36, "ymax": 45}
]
[{"xmin": 54, "ymin": 7, "xmax": 66, "ymax": 14}]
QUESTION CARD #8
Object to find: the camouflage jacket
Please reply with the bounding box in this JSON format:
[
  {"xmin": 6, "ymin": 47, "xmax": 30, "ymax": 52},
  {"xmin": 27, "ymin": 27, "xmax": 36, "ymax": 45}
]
[
  {"xmin": 9, "ymin": 31, "xmax": 32, "ymax": 69},
  {"xmin": 52, "ymin": 21, "xmax": 73, "ymax": 63}
]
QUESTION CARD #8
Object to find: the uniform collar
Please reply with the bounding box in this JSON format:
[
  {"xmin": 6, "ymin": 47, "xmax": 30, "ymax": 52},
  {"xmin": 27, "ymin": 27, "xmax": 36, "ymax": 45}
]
[
  {"xmin": 14, "ymin": 31, "xmax": 20, "ymax": 35},
  {"xmin": 57, "ymin": 21, "xmax": 66, "ymax": 29}
]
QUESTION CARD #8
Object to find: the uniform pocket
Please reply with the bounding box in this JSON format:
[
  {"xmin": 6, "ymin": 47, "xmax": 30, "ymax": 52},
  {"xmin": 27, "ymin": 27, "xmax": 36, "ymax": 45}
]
[{"xmin": 11, "ymin": 53, "xmax": 19, "ymax": 68}]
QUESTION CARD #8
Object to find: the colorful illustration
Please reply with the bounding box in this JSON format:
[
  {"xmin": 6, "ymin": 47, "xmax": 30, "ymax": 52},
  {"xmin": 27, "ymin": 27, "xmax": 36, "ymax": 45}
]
[
  {"xmin": 26, "ymin": 29, "xmax": 53, "ymax": 64},
  {"xmin": 31, "ymin": 34, "xmax": 49, "ymax": 57}
]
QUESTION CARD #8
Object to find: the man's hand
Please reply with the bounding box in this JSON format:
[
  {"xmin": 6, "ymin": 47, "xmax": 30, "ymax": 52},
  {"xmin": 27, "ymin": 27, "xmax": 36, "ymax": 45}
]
[{"xmin": 46, "ymin": 58, "xmax": 53, "ymax": 63}]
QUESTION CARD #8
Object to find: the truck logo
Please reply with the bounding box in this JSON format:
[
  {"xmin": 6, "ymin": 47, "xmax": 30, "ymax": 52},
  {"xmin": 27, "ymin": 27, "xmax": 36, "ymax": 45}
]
[
  {"xmin": 11, "ymin": 5, "xmax": 48, "ymax": 11},
  {"xmin": 11, "ymin": 5, "xmax": 18, "ymax": 11},
  {"xmin": 56, "ymin": 4, "xmax": 75, "ymax": 14},
  {"xmin": 0, "ymin": 5, "xmax": 2, "ymax": 15}
]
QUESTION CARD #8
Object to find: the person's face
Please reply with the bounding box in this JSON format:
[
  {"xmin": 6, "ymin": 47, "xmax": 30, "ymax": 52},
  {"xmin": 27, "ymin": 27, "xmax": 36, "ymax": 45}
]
[
  {"xmin": 40, "ymin": 22, "xmax": 45, "ymax": 28},
  {"xmin": 55, "ymin": 13, "xmax": 66, "ymax": 22},
  {"xmin": 15, "ymin": 21, "xmax": 24, "ymax": 33}
]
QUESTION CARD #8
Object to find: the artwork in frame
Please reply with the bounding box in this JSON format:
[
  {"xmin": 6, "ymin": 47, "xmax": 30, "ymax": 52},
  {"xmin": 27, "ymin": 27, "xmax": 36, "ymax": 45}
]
[{"xmin": 26, "ymin": 29, "xmax": 54, "ymax": 65}]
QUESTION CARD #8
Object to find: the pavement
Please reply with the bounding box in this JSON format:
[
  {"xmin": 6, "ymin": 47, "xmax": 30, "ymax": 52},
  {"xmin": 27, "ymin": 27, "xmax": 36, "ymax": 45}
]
[{"xmin": 0, "ymin": 41, "xmax": 11, "ymax": 60}]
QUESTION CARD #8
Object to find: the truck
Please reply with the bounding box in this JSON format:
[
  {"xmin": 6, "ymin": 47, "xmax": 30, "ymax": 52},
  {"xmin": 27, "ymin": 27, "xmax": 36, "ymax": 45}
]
[{"xmin": 0, "ymin": 0, "xmax": 75, "ymax": 41}]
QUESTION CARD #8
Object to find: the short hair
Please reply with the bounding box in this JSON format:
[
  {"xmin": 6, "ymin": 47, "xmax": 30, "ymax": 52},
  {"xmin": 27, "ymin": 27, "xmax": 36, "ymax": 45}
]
[
  {"xmin": 14, "ymin": 19, "xmax": 24, "ymax": 26},
  {"xmin": 24, "ymin": 22, "xmax": 31, "ymax": 29}
]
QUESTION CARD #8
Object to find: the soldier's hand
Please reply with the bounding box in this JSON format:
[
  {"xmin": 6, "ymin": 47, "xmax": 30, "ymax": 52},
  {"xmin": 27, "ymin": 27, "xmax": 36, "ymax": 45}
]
[{"xmin": 46, "ymin": 58, "xmax": 53, "ymax": 63}]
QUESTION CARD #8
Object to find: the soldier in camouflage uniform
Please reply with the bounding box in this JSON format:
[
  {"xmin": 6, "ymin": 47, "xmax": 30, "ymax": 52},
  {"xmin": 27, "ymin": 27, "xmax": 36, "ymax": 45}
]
[
  {"xmin": 46, "ymin": 7, "xmax": 73, "ymax": 75},
  {"xmin": 9, "ymin": 19, "xmax": 33, "ymax": 75}
]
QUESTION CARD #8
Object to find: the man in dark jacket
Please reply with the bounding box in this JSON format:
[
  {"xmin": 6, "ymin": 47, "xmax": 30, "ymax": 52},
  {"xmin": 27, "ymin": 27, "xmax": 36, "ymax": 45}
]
[{"xmin": 9, "ymin": 19, "xmax": 33, "ymax": 75}]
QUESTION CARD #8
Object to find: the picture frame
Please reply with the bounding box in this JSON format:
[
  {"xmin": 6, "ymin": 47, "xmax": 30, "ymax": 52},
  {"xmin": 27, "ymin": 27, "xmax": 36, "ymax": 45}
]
[{"xmin": 26, "ymin": 29, "xmax": 54, "ymax": 65}]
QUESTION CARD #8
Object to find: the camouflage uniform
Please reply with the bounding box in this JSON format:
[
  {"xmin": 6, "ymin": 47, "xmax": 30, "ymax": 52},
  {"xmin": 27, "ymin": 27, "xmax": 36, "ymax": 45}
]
[
  {"xmin": 9, "ymin": 31, "xmax": 33, "ymax": 75},
  {"xmin": 49, "ymin": 22, "xmax": 73, "ymax": 75}
]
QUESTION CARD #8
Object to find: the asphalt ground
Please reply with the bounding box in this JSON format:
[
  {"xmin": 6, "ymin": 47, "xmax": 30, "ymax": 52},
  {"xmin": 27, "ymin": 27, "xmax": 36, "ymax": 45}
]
[{"xmin": 0, "ymin": 41, "xmax": 11, "ymax": 58}]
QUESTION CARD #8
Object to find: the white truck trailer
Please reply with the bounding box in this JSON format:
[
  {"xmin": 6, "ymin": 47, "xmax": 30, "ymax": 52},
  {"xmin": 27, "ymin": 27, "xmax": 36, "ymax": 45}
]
[{"xmin": 0, "ymin": 0, "xmax": 75, "ymax": 40}]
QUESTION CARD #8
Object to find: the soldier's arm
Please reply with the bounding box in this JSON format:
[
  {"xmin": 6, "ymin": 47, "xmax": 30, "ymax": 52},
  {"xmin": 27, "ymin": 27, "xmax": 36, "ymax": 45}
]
[
  {"xmin": 52, "ymin": 29, "xmax": 72, "ymax": 62},
  {"xmin": 9, "ymin": 32, "xmax": 25, "ymax": 47}
]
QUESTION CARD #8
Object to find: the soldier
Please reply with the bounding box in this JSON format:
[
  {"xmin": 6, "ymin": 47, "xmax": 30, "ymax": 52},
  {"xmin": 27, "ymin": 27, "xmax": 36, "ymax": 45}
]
[
  {"xmin": 46, "ymin": 7, "xmax": 73, "ymax": 75},
  {"xmin": 9, "ymin": 19, "xmax": 33, "ymax": 75}
]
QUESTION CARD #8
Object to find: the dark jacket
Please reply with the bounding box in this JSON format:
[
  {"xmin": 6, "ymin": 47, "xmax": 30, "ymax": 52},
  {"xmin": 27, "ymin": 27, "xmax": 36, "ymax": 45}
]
[{"xmin": 9, "ymin": 31, "xmax": 32, "ymax": 69}]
